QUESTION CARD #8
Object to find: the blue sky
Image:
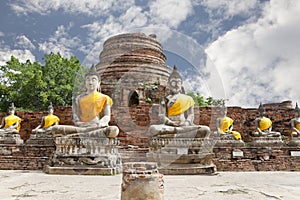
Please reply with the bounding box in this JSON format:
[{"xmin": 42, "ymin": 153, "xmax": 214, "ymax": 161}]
[{"xmin": 0, "ymin": 0, "xmax": 299, "ymax": 107}]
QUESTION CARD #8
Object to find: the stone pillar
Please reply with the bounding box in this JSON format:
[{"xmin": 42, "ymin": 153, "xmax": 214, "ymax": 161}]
[{"xmin": 121, "ymin": 162, "xmax": 164, "ymax": 200}]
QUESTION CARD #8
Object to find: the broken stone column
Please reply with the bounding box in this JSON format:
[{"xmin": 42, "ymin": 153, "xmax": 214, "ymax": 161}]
[{"xmin": 121, "ymin": 162, "xmax": 164, "ymax": 200}]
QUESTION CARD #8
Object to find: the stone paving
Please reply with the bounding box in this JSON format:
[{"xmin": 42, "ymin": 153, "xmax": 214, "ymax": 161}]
[{"xmin": 0, "ymin": 170, "xmax": 299, "ymax": 200}]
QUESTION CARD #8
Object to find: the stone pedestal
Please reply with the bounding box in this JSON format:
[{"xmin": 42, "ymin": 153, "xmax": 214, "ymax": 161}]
[
  {"xmin": 0, "ymin": 134, "xmax": 23, "ymax": 145},
  {"xmin": 249, "ymin": 136, "xmax": 284, "ymax": 147},
  {"xmin": 44, "ymin": 136, "xmax": 122, "ymax": 175},
  {"xmin": 121, "ymin": 162, "xmax": 164, "ymax": 200},
  {"xmin": 288, "ymin": 138, "xmax": 300, "ymax": 147},
  {"xmin": 147, "ymin": 138, "xmax": 216, "ymax": 175},
  {"xmin": 26, "ymin": 133, "xmax": 55, "ymax": 146},
  {"xmin": 214, "ymin": 134, "xmax": 245, "ymax": 148}
]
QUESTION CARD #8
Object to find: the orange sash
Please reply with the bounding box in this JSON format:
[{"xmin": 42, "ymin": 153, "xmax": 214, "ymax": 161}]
[{"xmin": 79, "ymin": 92, "xmax": 113, "ymax": 122}]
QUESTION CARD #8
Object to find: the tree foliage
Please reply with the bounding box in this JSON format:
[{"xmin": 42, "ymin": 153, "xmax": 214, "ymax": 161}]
[
  {"xmin": 0, "ymin": 52, "xmax": 84, "ymax": 112},
  {"xmin": 186, "ymin": 91, "xmax": 225, "ymax": 106}
]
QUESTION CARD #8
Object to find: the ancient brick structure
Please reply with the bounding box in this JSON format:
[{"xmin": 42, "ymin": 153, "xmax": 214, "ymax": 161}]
[
  {"xmin": 0, "ymin": 106, "xmax": 73, "ymax": 141},
  {"xmin": 0, "ymin": 143, "xmax": 55, "ymax": 170},
  {"xmin": 121, "ymin": 162, "xmax": 164, "ymax": 200},
  {"xmin": 0, "ymin": 107, "xmax": 69, "ymax": 170},
  {"xmin": 96, "ymin": 33, "xmax": 171, "ymax": 107},
  {"xmin": 213, "ymin": 147, "xmax": 300, "ymax": 171},
  {"xmin": 3, "ymin": 102, "xmax": 294, "ymax": 145},
  {"xmin": 0, "ymin": 31, "xmax": 299, "ymax": 172},
  {"xmin": 0, "ymin": 102, "xmax": 300, "ymax": 171}
]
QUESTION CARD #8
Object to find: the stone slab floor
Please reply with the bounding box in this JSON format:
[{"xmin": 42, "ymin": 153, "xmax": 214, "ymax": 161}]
[{"xmin": 0, "ymin": 170, "xmax": 299, "ymax": 200}]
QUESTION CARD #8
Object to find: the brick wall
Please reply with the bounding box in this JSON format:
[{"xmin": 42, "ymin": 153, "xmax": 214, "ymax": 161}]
[
  {"xmin": 213, "ymin": 147, "xmax": 300, "ymax": 171},
  {"xmin": 0, "ymin": 144, "xmax": 55, "ymax": 170},
  {"xmin": 0, "ymin": 103, "xmax": 296, "ymax": 145},
  {"xmin": 0, "ymin": 106, "xmax": 73, "ymax": 141},
  {"xmin": 0, "ymin": 103, "xmax": 299, "ymax": 171}
]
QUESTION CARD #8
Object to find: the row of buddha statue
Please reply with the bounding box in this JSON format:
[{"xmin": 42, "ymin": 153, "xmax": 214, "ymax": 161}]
[
  {"xmin": 0, "ymin": 65, "xmax": 119, "ymax": 144},
  {"xmin": 0, "ymin": 103, "xmax": 60, "ymax": 137},
  {"xmin": 215, "ymin": 101, "xmax": 294, "ymax": 140},
  {"xmin": 0, "ymin": 65, "xmax": 300, "ymax": 144}
]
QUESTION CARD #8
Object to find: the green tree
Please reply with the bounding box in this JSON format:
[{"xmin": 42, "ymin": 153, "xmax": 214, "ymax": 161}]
[
  {"xmin": 205, "ymin": 96, "xmax": 226, "ymax": 106},
  {"xmin": 0, "ymin": 52, "xmax": 84, "ymax": 111},
  {"xmin": 186, "ymin": 91, "xmax": 225, "ymax": 106},
  {"xmin": 186, "ymin": 91, "xmax": 208, "ymax": 106}
]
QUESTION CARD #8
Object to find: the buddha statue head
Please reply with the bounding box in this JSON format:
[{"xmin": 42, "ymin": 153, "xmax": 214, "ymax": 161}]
[
  {"xmin": 220, "ymin": 103, "xmax": 227, "ymax": 117},
  {"xmin": 48, "ymin": 102, "xmax": 54, "ymax": 114},
  {"xmin": 258, "ymin": 102, "xmax": 265, "ymax": 117},
  {"xmin": 85, "ymin": 64, "xmax": 100, "ymax": 93},
  {"xmin": 168, "ymin": 65, "xmax": 183, "ymax": 95},
  {"xmin": 294, "ymin": 103, "xmax": 300, "ymax": 117},
  {"xmin": 8, "ymin": 103, "xmax": 15, "ymax": 115}
]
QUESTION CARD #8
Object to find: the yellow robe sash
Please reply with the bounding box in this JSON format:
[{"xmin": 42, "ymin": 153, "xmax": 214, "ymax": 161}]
[
  {"xmin": 220, "ymin": 116, "xmax": 241, "ymax": 140},
  {"xmin": 43, "ymin": 114, "xmax": 60, "ymax": 129},
  {"xmin": 79, "ymin": 92, "xmax": 113, "ymax": 122},
  {"xmin": 4, "ymin": 114, "xmax": 21, "ymax": 130},
  {"xmin": 220, "ymin": 117, "xmax": 233, "ymax": 133},
  {"xmin": 259, "ymin": 117, "xmax": 272, "ymax": 131},
  {"xmin": 168, "ymin": 94, "xmax": 195, "ymax": 116},
  {"xmin": 296, "ymin": 123, "xmax": 300, "ymax": 132}
]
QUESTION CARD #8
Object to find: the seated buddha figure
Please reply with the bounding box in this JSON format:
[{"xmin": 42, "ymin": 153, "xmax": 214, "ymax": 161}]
[
  {"xmin": 291, "ymin": 103, "xmax": 300, "ymax": 138},
  {"xmin": 32, "ymin": 103, "xmax": 60, "ymax": 134},
  {"xmin": 148, "ymin": 65, "xmax": 210, "ymax": 138},
  {"xmin": 51, "ymin": 65, "xmax": 119, "ymax": 139},
  {"xmin": 216, "ymin": 105, "xmax": 242, "ymax": 140},
  {"xmin": 0, "ymin": 103, "xmax": 22, "ymax": 135},
  {"xmin": 252, "ymin": 103, "xmax": 281, "ymax": 137}
]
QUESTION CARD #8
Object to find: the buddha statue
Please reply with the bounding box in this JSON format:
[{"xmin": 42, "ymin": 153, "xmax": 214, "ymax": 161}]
[
  {"xmin": 51, "ymin": 65, "xmax": 119, "ymax": 140},
  {"xmin": 252, "ymin": 103, "xmax": 281, "ymax": 137},
  {"xmin": 32, "ymin": 103, "xmax": 60, "ymax": 134},
  {"xmin": 148, "ymin": 65, "xmax": 210, "ymax": 138},
  {"xmin": 216, "ymin": 105, "xmax": 242, "ymax": 140},
  {"xmin": 0, "ymin": 103, "xmax": 22, "ymax": 135},
  {"xmin": 291, "ymin": 103, "xmax": 300, "ymax": 138}
]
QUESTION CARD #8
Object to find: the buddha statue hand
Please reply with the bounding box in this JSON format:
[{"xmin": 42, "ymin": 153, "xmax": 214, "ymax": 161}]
[
  {"xmin": 165, "ymin": 118, "xmax": 180, "ymax": 127},
  {"xmin": 258, "ymin": 130, "xmax": 264, "ymax": 136},
  {"xmin": 158, "ymin": 114, "xmax": 166, "ymax": 124},
  {"xmin": 179, "ymin": 120, "xmax": 193, "ymax": 127},
  {"xmin": 99, "ymin": 116, "xmax": 110, "ymax": 127}
]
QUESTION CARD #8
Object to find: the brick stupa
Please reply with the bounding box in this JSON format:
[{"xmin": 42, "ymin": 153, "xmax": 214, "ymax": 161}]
[{"xmin": 96, "ymin": 33, "xmax": 171, "ymax": 107}]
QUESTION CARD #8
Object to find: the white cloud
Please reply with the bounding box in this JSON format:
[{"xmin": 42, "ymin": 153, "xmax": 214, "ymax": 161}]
[
  {"xmin": 0, "ymin": 49, "xmax": 35, "ymax": 66},
  {"xmin": 38, "ymin": 25, "xmax": 81, "ymax": 59},
  {"xmin": 205, "ymin": 0, "xmax": 300, "ymax": 107},
  {"xmin": 81, "ymin": 16, "xmax": 123, "ymax": 43},
  {"xmin": 0, "ymin": 32, "xmax": 4, "ymax": 37},
  {"xmin": 14, "ymin": 35, "xmax": 36, "ymax": 50},
  {"xmin": 119, "ymin": 6, "xmax": 148, "ymax": 28},
  {"xmin": 10, "ymin": 0, "xmax": 134, "ymax": 16},
  {"xmin": 10, "ymin": 0, "xmax": 193, "ymax": 67},
  {"xmin": 81, "ymin": 41, "xmax": 103, "ymax": 66},
  {"xmin": 10, "ymin": 0, "xmax": 60, "ymax": 15},
  {"xmin": 149, "ymin": 0, "xmax": 193, "ymax": 28},
  {"xmin": 201, "ymin": 0, "xmax": 259, "ymax": 17},
  {"xmin": 192, "ymin": 0, "xmax": 262, "ymax": 46},
  {"xmin": 80, "ymin": 16, "xmax": 124, "ymax": 66}
]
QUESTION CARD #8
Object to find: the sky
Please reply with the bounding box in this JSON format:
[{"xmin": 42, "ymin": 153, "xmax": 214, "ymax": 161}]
[{"xmin": 0, "ymin": 0, "xmax": 299, "ymax": 108}]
